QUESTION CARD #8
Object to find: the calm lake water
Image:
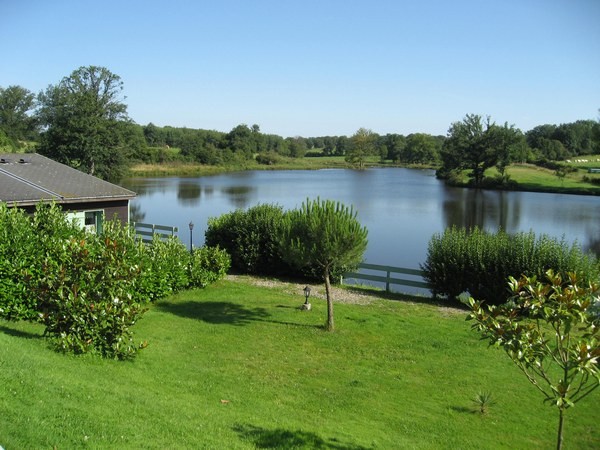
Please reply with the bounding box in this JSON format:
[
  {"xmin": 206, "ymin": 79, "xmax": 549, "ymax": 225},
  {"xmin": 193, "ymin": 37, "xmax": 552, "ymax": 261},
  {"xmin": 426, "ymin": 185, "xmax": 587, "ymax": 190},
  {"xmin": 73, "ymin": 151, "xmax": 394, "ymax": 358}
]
[{"xmin": 122, "ymin": 168, "xmax": 600, "ymax": 270}]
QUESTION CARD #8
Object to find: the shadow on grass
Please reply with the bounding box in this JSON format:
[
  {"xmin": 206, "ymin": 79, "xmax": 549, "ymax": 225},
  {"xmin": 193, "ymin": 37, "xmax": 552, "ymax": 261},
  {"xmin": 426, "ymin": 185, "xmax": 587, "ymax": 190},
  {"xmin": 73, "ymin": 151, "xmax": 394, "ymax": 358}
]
[
  {"xmin": 0, "ymin": 324, "xmax": 43, "ymax": 340},
  {"xmin": 450, "ymin": 405, "xmax": 477, "ymax": 415},
  {"xmin": 158, "ymin": 300, "xmax": 324, "ymax": 330},
  {"xmin": 233, "ymin": 423, "xmax": 372, "ymax": 449},
  {"xmin": 157, "ymin": 301, "xmax": 271, "ymax": 326},
  {"xmin": 341, "ymin": 285, "xmax": 469, "ymax": 310}
]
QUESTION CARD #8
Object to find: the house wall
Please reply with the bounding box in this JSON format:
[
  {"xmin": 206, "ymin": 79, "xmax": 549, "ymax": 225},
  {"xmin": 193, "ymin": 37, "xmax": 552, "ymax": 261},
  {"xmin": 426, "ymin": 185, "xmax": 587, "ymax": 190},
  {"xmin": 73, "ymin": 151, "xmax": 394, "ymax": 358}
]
[{"xmin": 15, "ymin": 200, "xmax": 130, "ymax": 224}]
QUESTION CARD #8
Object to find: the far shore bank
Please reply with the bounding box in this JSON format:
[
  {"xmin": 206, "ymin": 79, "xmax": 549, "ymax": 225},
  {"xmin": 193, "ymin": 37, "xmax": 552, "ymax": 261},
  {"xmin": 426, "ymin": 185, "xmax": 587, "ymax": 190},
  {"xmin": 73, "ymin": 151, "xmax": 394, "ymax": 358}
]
[{"xmin": 126, "ymin": 158, "xmax": 600, "ymax": 197}]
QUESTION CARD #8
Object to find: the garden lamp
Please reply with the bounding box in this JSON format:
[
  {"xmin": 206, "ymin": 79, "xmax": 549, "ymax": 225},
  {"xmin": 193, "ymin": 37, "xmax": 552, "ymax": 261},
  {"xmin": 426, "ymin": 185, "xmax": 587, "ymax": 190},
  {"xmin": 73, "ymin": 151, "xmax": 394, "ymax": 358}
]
[
  {"xmin": 188, "ymin": 221, "xmax": 194, "ymax": 253},
  {"xmin": 303, "ymin": 286, "xmax": 311, "ymax": 305}
]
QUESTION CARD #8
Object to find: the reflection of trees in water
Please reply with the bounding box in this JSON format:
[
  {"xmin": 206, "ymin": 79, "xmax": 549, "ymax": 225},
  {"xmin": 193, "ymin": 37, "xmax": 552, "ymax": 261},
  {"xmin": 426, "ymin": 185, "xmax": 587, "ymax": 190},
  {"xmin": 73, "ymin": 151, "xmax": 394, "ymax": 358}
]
[
  {"xmin": 129, "ymin": 203, "xmax": 146, "ymax": 223},
  {"xmin": 223, "ymin": 186, "xmax": 255, "ymax": 209},
  {"xmin": 121, "ymin": 179, "xmax": 171, "ymax": 196},
  {"xmin": 177, "ymin": 181, "xmax": 202, "ymax": 206},
  {"xmin": 443, "ymin": 188, "xmax": 520, "ymax": 231}
]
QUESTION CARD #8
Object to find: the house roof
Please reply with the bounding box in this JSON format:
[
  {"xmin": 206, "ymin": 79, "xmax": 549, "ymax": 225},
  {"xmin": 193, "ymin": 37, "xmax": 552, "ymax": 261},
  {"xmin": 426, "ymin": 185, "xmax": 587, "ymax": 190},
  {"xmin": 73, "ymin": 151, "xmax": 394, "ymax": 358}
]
[{"xmin": 0, "ymin": 153, "xmax": 136, "ymax": 206}]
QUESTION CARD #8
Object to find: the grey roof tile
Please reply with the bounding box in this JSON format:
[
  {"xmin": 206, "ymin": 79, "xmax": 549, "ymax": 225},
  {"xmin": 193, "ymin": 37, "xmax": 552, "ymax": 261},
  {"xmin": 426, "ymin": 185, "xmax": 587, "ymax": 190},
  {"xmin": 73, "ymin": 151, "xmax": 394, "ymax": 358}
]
[{"xmin": 0, "ymin": 153, "xmax": 135, "ymax": 205}]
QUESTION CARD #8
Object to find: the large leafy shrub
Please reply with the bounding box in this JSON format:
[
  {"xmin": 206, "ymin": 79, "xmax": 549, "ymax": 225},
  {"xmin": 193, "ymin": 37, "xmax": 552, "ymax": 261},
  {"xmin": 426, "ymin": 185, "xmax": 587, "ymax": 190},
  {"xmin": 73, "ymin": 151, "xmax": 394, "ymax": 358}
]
[
  {"xmin": 421, "ymin": 226, "xmax": 599, "ymax": 305},
  {"xmin": 32, "ymin": 219, "xmax": 148, "ymax": 359},
  {"xmin": 1, "ymin": 203, "xmax": 229, "ymax": 358},
  {"xmin": 137, "ymin": 234, "xmax": 191, "ymax": 300},
  {"xmin": 205, "ymin": 203, "xmax": 289, "ymax": 275},
  {"xmin": 0, "ymin": 203, "xmax": 84, "ymax": 321},
  {"xmin": 189, "ymin": 245, "xmax": 231, "ymax": 288}
]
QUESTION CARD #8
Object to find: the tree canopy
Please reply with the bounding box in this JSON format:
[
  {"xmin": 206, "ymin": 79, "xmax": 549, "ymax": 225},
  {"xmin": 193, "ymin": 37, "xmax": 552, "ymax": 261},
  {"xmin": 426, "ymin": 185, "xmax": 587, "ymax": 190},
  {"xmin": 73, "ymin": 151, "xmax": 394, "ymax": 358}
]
[
  {"xmin": 0, "ymin": 85, "xmax": 37, "ymax": 147},
  {"xmin": 37, "ymin": 66, "xmax": 133, "ymax": 182},
  {"xmin": 439, "ymin": 114, "xmax": 524, "ymax": 186},
  {"xmin": 279, "ymin": 198, "xmax": 368, "ymax": 331}
]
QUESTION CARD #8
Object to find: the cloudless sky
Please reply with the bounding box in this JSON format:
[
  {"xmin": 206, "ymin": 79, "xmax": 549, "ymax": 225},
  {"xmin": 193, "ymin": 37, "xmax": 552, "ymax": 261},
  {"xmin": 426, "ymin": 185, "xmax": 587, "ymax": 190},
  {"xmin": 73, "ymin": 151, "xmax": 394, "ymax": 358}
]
[{"xmin": 2, "ymin": 0, "xmax": 599, "ymax": 137}]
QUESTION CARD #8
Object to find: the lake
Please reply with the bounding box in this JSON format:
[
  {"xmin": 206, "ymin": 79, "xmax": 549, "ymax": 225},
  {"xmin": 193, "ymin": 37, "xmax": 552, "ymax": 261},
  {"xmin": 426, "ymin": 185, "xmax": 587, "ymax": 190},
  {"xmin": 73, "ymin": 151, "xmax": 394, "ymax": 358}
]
[{"xmin": 122, "ymin": 168, "xmax": 600, "ymax": 271}]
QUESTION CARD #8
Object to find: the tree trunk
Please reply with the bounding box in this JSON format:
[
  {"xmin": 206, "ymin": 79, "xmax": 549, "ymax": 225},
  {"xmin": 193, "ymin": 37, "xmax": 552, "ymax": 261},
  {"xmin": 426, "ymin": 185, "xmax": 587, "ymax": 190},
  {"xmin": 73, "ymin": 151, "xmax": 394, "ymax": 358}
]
[
  {"xmin": 556, "ymin": 408, "xmax": 564, "ymax": 450},
  {"xmin": 324, "ymin": 268, "xmax": 334, "ymax": 332}
]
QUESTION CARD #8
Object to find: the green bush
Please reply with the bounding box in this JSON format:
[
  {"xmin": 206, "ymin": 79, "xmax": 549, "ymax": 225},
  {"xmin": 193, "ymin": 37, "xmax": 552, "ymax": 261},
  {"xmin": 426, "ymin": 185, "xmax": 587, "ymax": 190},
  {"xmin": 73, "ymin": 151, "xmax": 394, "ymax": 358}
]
[
  {"xmin": 421, "ymin": 226, "xmax": 599, "ymax": 305},
  {"xmin": 137, "ymin": 235, "xmax": 191, "ymax": 300},
  {"xmin": 0, "ymin": 203, "xmax": 234, "ymax": 358},
  {"xmin": 0, "ymin": 203, "xmax": 85, "ymax": 321},
  {"xmin": 205, "ymin": 203, "xmax": 290, "ymax": 275},
  {"xmin": 189, "ymin": 245, "xmax": 231, "ymax": 288},
  {"xmin": 32, "ymin": 219, "xmax": 148, "ymax": 359},
  {"xmin": 0, "ymin": 204, "xmax": 43, "ymax": 321}
]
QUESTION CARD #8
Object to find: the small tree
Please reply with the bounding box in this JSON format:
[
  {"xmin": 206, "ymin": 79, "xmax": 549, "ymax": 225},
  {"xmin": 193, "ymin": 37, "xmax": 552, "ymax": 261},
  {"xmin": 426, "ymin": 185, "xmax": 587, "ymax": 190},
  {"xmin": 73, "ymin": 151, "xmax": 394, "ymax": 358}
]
[
  {"xmin": 279, "ymin": 198, "xmax": 368, "ymax": 331},
  {"xmin": 466, "ymin": 270, "xmax": 600, "ymax": 450},
  {"xmin": 346, "ymin": 128, "xmax": 376, "ymax": 169}
]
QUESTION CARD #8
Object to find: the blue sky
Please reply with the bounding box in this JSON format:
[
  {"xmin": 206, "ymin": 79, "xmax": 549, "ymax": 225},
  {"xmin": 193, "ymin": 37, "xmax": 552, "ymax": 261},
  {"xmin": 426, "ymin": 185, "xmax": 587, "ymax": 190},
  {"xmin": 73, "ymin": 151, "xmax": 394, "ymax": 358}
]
[{"xmin": 2, "ymin": 0, "xmax": 599, "ymax": 137}]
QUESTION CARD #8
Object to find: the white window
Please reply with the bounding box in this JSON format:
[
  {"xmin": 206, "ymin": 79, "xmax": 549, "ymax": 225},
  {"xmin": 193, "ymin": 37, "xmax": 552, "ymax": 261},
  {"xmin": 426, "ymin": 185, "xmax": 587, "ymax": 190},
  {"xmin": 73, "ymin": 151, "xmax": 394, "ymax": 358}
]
[{"xmin": 67, "ymin": 210, "xmax": 104, "ymax": 234}]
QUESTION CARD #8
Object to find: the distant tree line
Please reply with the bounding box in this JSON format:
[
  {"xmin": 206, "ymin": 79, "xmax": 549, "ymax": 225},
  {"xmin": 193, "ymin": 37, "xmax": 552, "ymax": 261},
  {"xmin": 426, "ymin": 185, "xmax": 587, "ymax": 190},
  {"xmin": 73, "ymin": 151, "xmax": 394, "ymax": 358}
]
[{"xmin": 1, "ymin": 65, "xmax": 598, "ymax": 182}]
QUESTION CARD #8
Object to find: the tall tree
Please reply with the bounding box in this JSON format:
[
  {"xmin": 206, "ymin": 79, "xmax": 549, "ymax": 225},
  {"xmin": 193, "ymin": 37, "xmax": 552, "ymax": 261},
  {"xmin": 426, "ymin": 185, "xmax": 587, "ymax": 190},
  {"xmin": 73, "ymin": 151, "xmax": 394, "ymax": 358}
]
[
  {"xmin": 440, "ymin": 114, "xmax": 521, "ymax": 186},
  {"xmin": 0, "ymin": 85, "xmax": 37, "ymax": 142},
  {"xmin": 404, "ymin": 133, "xmax": 440, "ymax": 164},
  {"xmin": 486, "ymin": 122, "xmax": 525, "ymax": 176},
  {"xmin": 346, "ymin": 128, "xmax": 376, "ymax": 169},
  {"xmin": 37, "ymin": 66, "xmax": 131, "ymax": 181},
  {"xmin": 279, "ymin": 198, "xmax": 368, "ymax": 332},
  {"xmin": 286, "ymin": 136, "xmax": 307, "ymax": 158},
  {"xmin": 382, "ymin": 133, "xmax": 406, "ymax": 162}
]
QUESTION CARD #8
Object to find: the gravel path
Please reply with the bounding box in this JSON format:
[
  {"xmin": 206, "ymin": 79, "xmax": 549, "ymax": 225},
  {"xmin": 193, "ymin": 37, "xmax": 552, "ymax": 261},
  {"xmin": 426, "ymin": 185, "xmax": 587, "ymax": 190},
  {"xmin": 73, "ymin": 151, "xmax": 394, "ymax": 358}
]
[{"xmin": 226, "ymin": 274, "xmax": 375, "ymax": 305}]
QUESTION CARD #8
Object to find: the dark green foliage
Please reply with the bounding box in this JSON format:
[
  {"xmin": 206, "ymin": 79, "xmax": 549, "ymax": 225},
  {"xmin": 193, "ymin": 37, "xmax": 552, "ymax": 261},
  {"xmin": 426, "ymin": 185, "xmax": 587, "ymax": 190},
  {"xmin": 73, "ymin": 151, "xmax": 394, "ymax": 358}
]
[
  {"xmin": 439, "ymin": 114, "xmax": 525, "ymax": 187},
  {"xmin": 37, "ymin": 66, "xmax": 132, "ymax": 182},
  {"xmin": 0, "ymin": 203, "xmax": 227, "ymax": 359},
  {"xmin": 34, "ymin": 221, "xmax": 148, "ymax": 359},
  {"xmin": 279, "ymin": 198, "xmax": 368, "ymax": 331},
  {"xmin": 0, "ymin": 204, "xmax": 72, "ymax": 320},
  {"xmin": 137, "ymin": 235, "xmax": 191, "ymax": 301},
  {"xmin": 255, "ymin": 152, "xmax": 282, "ymax": 165},
  {"xmin": 422, "ymin": 226, "xmax": 599, "ymax": 305},
  {"xmin": 189, "ymin": 246, "xmax": 231, "ymax": 288},
  {"xmin": 205, "ymin": 203, "xmax": 289, "ymax": 275}
]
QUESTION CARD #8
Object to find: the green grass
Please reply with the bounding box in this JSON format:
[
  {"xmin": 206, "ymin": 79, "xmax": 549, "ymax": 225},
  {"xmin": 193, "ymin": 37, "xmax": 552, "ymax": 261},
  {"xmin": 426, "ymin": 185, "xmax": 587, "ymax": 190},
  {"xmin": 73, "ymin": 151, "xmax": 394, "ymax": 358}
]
[
  {"xmin": 2, "ymin": 278, "xmax": 598, "ymax": 449},
  {"xmin": 506, "ymin": 164, "xmax": 600, "ymax": 194}
]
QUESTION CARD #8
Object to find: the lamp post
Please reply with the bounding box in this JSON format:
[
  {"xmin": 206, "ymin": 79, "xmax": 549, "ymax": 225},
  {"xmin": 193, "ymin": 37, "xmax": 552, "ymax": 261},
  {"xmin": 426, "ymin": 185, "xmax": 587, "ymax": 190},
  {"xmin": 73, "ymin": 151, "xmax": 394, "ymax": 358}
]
[
  {"xmin": 301, "ymin": 286, "xmax": 312, "ymax": 311},
  {"xmin": 188, "ymin": 221, "xmax": 194, "ymax": 254}
]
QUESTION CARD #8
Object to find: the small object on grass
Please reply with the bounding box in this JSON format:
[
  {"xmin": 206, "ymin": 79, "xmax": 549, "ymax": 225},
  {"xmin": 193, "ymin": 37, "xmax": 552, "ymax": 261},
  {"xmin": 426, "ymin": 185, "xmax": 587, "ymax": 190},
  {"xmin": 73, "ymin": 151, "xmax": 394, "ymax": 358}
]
[
  {"xmin": 472, "ymin": 391, "xmax": 495, "ymax": 415},
  {"xmin": 220, "ymin": 399, "xmax": 230, "ymax": 404}
]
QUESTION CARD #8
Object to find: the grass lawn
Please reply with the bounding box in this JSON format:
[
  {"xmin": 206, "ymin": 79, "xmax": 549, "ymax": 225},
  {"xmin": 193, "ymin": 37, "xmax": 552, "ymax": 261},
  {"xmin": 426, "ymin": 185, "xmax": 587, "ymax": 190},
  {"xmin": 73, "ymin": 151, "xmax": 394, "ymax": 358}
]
[
  {"xmin": 1, "ymin": 277, "xmax": 598, "ymax": 449},
  {"xmin": 505, "ymin": 163, "xmax": 600, "ymax": 195}
]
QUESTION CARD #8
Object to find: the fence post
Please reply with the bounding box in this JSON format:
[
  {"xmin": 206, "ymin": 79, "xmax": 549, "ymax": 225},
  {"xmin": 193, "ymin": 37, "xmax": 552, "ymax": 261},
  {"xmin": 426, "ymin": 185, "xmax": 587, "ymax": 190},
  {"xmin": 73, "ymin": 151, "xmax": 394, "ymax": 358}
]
[{"xmin": 386, "ymin": 269, "xmax": 391, "ymax": 292}]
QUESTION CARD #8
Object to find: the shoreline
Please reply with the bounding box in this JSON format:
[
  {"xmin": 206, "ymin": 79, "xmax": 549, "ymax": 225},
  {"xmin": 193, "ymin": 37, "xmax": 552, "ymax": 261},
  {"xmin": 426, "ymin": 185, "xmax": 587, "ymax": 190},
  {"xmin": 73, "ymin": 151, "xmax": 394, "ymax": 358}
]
[{"xmin": 126, "ymin": 160, "xmax": 600, "ymax": 197}]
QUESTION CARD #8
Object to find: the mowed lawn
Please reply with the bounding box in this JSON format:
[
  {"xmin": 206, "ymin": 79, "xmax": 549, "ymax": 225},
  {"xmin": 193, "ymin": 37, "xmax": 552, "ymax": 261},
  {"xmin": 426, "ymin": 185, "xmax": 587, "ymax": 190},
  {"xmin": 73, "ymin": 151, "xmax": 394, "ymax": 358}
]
[{"xmin": 1, "ymin": 277, "xmax": 598, "ymax": 449}]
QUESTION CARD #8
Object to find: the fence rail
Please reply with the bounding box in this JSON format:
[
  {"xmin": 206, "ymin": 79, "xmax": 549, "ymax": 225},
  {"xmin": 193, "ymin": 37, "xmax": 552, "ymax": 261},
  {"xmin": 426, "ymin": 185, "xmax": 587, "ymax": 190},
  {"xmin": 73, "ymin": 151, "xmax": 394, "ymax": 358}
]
[
  {"xmin": 133, "ymin": 222, "xmax": 178, "ymax": 243},
  {"xmin": 343, "ymin": 262, "xmax": 429, "ymax": 292}
]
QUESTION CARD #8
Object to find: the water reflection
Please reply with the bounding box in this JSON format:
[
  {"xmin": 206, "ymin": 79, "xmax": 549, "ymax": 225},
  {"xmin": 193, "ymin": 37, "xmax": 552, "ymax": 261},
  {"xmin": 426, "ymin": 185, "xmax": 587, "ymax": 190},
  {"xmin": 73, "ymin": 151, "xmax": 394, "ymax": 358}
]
[
  {"xmin": 177, "ymin": 181, "xmax": 202, "ymax": 206},
  {"xmin": 122, "ymin": 169, "xmax": 600, "ymax": 263},
  {"xmin": 222, "ymin": 186, "xmax": 255, "ymax": 208},
  {"xmin": 443, "ymin": 189, "xmax": 521, "ymax": 231},
  {"xmin": 129, "ymin": 203, "xmax": 146, "ymax": 223}
]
